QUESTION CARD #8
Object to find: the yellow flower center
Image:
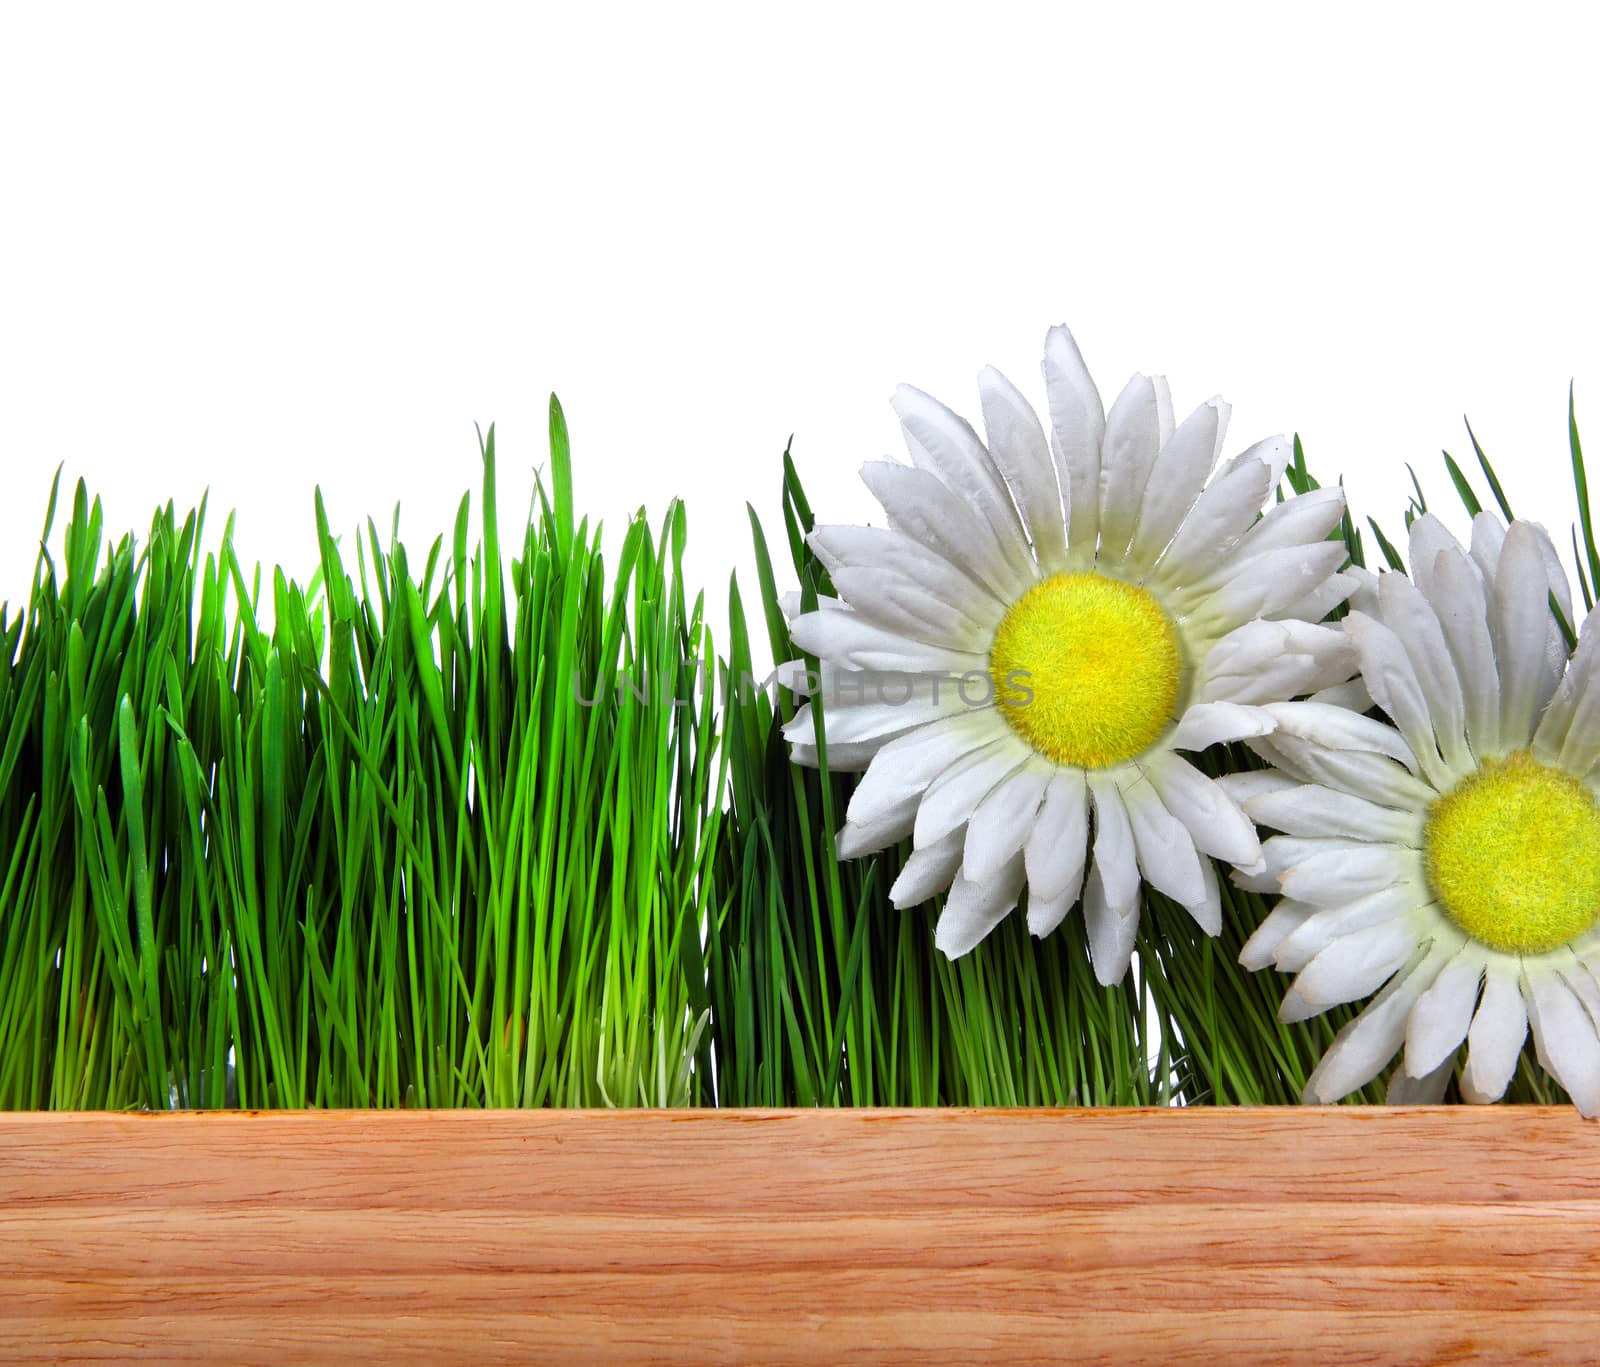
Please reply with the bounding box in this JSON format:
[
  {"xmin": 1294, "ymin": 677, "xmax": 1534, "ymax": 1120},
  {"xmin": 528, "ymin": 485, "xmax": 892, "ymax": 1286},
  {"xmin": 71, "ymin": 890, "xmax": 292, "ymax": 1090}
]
[
  {"xmin": 989, "ymin": 571, "xmax": 1182, "ymax": 769},
  {"xmin": 1424, "ymin": 750, "xmax": 1600, "ymax": 955}
]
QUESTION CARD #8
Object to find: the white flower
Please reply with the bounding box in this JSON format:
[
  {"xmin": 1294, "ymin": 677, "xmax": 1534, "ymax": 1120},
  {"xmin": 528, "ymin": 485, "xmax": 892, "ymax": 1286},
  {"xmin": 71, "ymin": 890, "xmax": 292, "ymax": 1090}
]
[
  {"xmin": 782, "ymin": 326, "xmax": 1355, "ymax": 979},
  {"xmin": 1233, "ymin": 510, "xmax": 1600, "ymax": 1111}
]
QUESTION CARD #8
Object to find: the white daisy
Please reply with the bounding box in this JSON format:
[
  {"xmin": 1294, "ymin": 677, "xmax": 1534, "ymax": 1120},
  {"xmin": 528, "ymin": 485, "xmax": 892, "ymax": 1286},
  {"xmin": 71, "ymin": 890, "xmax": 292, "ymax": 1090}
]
[
  {"xmin": 1232, "ymin": 510, "xmax": 1600, "ymax": 1111},
  {"xmin": 782, "ymin": 326, "xmax": 1355, "ymax": 980}
]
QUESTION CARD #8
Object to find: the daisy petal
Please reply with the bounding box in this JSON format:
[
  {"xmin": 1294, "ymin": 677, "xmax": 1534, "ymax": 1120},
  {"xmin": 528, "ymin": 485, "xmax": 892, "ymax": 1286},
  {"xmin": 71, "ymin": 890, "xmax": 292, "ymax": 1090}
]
[
  {"xmin": 1293, "ymin": 917, "xmax": 1419, "ymax": 1009},
  {"xmin": 1024, "ymin": 770, "xmax": 1089, "ymax": 904},
  {"xmin": 1153, "ymin": 457, "xmax": 1274, "ymax": 585},
  {"xmin": 1493, "ymin": 522, "xmax": 1561, "ymax": 745},
  {"xmin": 934, "ymin": 852, "xmax": 1027, "ymax": 958},
  {"xmin": 1461, "ymin": 967, "xmax": 1527, "ymax": 1104},
  {"xmin": 1303, "ymin": 948, "xmax": 1441, "ymax": 1103},
  {"xmin": 1524, "ymin": 968, "xmax": 1600, "ymax": 1116},
  {"xmin": 1343, "ymin": 611, "xmax": 1452, "ymax": 790},
  {"xmin": 1430, "ymin": 546, "xmax": 1502, "ymax": 758},
  {"xmin": 1406, "ymin": 513, "xmax": 1465, "ymax": 602},
  {"xmin": 1168, "ymin": 701, "xmax": 1274, "ymax": 752},
  {"xmin": 1218, "ymin": 434, "xmax": 1292, "ymax": 487},
  {"xmin": 835, "ymin": 798, "xmax": 917, "ymax": 858},
  {"xmin": 889, "ymin": 826, "xmax": 966, "ymax": 908},
  {"xmin": 977, "ymin": 365, "xmax": 1068, "ymax": 573},
  {"xmin": 1244, "ymin": 784, "xmax": 1420, "ymax": 844},
  {"xmin": 790, "ymin": 605, "xmax": 987, "ymax": 675},
  {"xmin": 846, "ymin": 712, "xmax": 1008, "ymax": 827},
  {"xmin": 1406, "ymin": 945, "xmax": 1484, "ymax": 1078},
  {"xmin": 1083, "ymin": 862, "xmax": 1139, "ymax": 986},
  {"xmin": 1238, "ymin": 899, "xmax": 1318, "ymax": 971},
  {"xmin": 963, "ymin": 763, "xmax": 1052, "ymax": 886},
  {"xmin": 914, "ymin": 740, "xmax": 1028, "ymax": 846},
  {"xmin": 1126, "ymin": 399, "xmax": 1225, "ymax": 572},
  {"xmin": 892, "ymin": 385, "xmax": 1030, "ymax": 572},
  {"xmin": 1388, "ymin": 1057, "xmax": 1454, "ymax": 1103},
  {"xmin": 1089, "ymin": 775, "xmax": 1139, "ymax": 915},
  {"xmin": 858, "ymin": 460, "xmax": 1032, "ymax": 602},
  {"xmin": 1122, "ymin": 780, "xmax": 1207, "ymax": 907},
  {"xmin": 1096, "ymin": 374, "xmax": 1165, "ymax": 560},
  {"xmin": 1146, "ymin": 753, "xmax": 1261, "ymax": 866},
  {"xmin": 1041, "ymin": 324, "xmax": 1106, "ymax": 559},
  {"xmin": 1376, "ymin": 571, "xmax": 1471, "ymax": 775}
]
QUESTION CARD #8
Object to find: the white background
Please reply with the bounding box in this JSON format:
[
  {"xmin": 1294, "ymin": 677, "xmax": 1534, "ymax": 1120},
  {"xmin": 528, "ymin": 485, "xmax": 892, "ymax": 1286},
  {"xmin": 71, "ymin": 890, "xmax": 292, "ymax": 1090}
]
[{"xmin": 4, "ymin": 5, "xmax": 1598, "ymax": 653}]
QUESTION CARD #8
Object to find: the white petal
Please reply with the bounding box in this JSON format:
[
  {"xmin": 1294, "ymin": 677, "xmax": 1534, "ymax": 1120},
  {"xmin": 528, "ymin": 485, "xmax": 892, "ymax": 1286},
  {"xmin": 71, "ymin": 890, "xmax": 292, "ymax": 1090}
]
[
  {"xmin": 1244, "ymin": 784, "xmax": 1420, "ymax": 844},
  {"xmin": 1460, "ymin": 967, "xmax": 1527, "ymax": 1103},
  {"xmin": 1183, "ymin": 855, "xmax": 1223, "ymax": 936},
  {"xmin": 1041, "ymin": 325, "xmax": 1106, "ymax": 561},
  {"xmin": 1229, "ymin": 485, "xmax": 1347, "ymax": 562},
  {"xmin": 835, "ymin": 797, "xmax": 917, "ymax": 859},
  {"xmin": 1430, "ymin": 546, "xmax": 1502, "ymax": 758},
  {"xmin": 1548, "ymin": 615, "xmax": 1600, "ymax": 773},
  {"xmin": 1214, "ymin": 770, "xmax": 1300, "ymax": 807},
  {"xmin": 1026, "ymin": 887, "xmax": 1077, "ymax": 939},
  {"xmin": 892, "ymin": 385, "xmax": 1031, "ymax": 579},
  {"xmin": 1146, "ymin": 752, "xmax": 1261, "ymax": 866},
  {"xmin": 914, "ymin": 739, "xmax": 1027, "ymax": 846},
  {"xmin": 1406, "ymin": 513, "xmax": 1466, "ymax": 602},
  {"xmin": 1376, "ymin": 571, "xmax": 1472, "ymax": 775},
  {"xmin": 1260, "ymin": 701, "xmax": 1419, "ymax": 772},
  {"xmin": 1238, "ymin": 899, "xmax": 1318, "ymax": 971},
  {"xmin": 1278, "ymin": 843, "xmax": 1409, "ymax": 907},
  {"xmin": 963, "ymin": 763, "xmax": 1052, "ymax": 886},
  {"xmin": 1406, "ymin": 946, "xmax": 1484, "ymax": 1077},
  {"xmin": 783, "ymin": 678, "xmax": 971, "ymax": 749},
  {"xmin": 1387, "ymin": 1057, "xmax": 1454, "ymax": 1103},
  {"xmin": 789, "ymin": 739, "xmax": 880, "ymax": 772},
  {"xmin": 1218, "ymin": 434, "xmax": 1292, "ymax": 488},
  {"xmin": 819, "ymin": 548, "xmax": 999, "ymax": 650},
  {"xmin": 1343, "ymin": 611, "xmax": 1452, "ymax": 790},
  {"xmin": 1524, "ymin": 967, "xmax": 1600, "ymax": 1116},
  {"xmin": 809, "ymin": 523, "xmax": 1001, "ymax": 608},
  {"xmin": 1344, "ymin": 565, "xmax": 1381, "ymax": 616},
  {"xmin": 889, "ymin": 825, "xmax": 966, "ymax": 908},
  {"xmin": 1308, "ymin": 678, "xmax": 1373, "ymax": 713},
  {"xmin": 1122, "ymin": 780, "xmax": 1207, "ymax": 907},
  {"xmin": 1169, "ymin": 701, "xmax": 1274, "ymax": 751},
  {"xmin": 1083, "ymin": 861, "xmax": 1139, "ymax": 986},
  {"xmin": 1271, "ymin": 572, "xmax": 1357, "ymax": 626},
  {"xmin": 1152, "ymin": 457, "xmax": 1274, "ymax": 585},
  {"xmin": 1272, "ymin": 884, "xmax": 1420, "ymax": 973},
  {"xmin": 1293, "ymin": 917, "xmax": 1419, "ymax": 1008},
  {"xmin": 1303, "ymin": 948, "xmax": 1440, "ymax": 1102},
  {"xmin": 1126, "ymin": 399, "xmax": 1224, "ymax": 572},
  {"xmin": 790, "ymin": 605, "xmax": 987, "ymax": 675},
  {"xmin": 1025, "ymin": 770, "xmax": 1090, "ymax": 904},
  {"xmin": 1470, "ymin": 510, "xmax": 1507, "ymax": 583},
  {"xmin": 1492, "ymin": 522, "xmax": 1559, "ymax": 746},
  {"xmin": 977, "ymin": 365, "xmax": 1068, "ymax": 574},
  {"xmin": 1089, "ymin": 775, "xmax": 1140, "ymax": 914},
  {"xmin": 1206, "ymin": 543, "xmax": 1349, "ymax": 627},
  {"xmin": 846, "ymin": 711, "xmax": 1008, "ymax": 826},
  {"xmin": 859, "ymin": 461, "xmax": 1033, "ymax": 602},
  {"xmin": 934, "ymin": 853, "xmax": 1027, "ymax": 958},
  {"xmin": 1248, "ymin": 731, "xmax": 1434, "ymax": 812},
  {"xmin": 1153, "ymin": 376, "xmax": 1174, "ymax": 446},
  {"xmin": 1096, "ymin": 374, "xmax": 1165, "ymax": 560}
]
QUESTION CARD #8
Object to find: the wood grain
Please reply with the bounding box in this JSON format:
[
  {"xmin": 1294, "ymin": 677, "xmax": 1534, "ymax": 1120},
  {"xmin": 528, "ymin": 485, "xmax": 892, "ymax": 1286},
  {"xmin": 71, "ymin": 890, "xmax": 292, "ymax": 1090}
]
[{"xmin": 2, "ymin": 1107, "xmax": 1597, "ymax": 1364}]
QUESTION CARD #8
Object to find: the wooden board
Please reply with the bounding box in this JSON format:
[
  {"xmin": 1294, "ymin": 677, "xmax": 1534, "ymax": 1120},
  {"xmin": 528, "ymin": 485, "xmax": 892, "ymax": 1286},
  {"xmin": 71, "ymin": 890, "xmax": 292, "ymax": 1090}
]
[{"xmin": 2, "ymin": 1107, "xmax": 1597, "ymax": 1364}]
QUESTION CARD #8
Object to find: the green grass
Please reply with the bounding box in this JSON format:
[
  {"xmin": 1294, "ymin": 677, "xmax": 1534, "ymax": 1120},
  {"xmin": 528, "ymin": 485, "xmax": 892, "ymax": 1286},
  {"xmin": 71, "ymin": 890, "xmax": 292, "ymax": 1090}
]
[
  {"xmin": 0, "ymin": 396, "xmax": 1587, "ymax": 1108},
  {"xmin": 0, "ymin": 401, "xmax": 722, "ymax": 1109}
]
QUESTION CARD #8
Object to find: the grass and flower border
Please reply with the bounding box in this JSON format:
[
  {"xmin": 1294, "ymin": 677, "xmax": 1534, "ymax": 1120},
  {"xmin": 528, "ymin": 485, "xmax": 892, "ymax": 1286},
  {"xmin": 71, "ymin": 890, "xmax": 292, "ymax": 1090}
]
[{"xmin": 0, "ymin": 394, "xmax": 1590, "ymax": 1111}]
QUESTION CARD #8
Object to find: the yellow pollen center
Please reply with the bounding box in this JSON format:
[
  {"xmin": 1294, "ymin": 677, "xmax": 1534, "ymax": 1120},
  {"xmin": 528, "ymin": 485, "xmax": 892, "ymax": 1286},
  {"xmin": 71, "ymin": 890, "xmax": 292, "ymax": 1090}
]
[
  {"xmin": 989, "ymin": 571, "xmax": 1182, "ymax": 769},
  {"xmin": 1423, "ymin": 750, "xmax": 1600, "ymax": 955}
]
